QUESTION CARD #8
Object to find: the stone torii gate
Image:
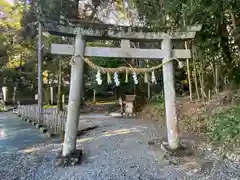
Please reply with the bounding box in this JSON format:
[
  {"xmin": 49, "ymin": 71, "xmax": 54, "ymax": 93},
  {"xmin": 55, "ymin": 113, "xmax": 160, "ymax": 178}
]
[{"xmin": 42, "ymin": 20, "xmax": 201, "ymax": 160}]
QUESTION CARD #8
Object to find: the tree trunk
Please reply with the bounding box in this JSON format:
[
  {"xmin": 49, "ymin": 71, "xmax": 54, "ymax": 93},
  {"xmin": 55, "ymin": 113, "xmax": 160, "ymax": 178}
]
[
  {"xmin": 93, "ymin": 89, "xmax": 96, "ymax": 102},
  {"xmin": 219, "ymin": 21, "xmax": 233, "ymax": 70},
  {"xmin": 132, "ymin": 58, "xmax": 136, "ymax": 94},
  {"xmin": 229, "ymin": 11, "xmax": 240, "ymax": 53},
  {"xmin": 43, "ymin": 87, "xmax": 49, "ymax": 104},
  {"xmin": 47, "ymin": 72, "xmax": 50, "ymax": 104},
  {"xmin": 192, "ymin": 43, "xmax": 200, "ymax": 101},
  {"xmin": 37, "ymin": 21, "xmax": 43, "ymax": 124},
  {"xmin": 198, "ymin": 56, "xmax": 206, "ymax": 101},
  {"xmin": 50, "ymin": 86, "xmax": 54, "ymax": 105},
  {"xmin": 208, "ymin": 89, "xmax": 211, "ymax": 100},
  {"xmin": 185, "ymin": 41, "xmax": 193, "ymax": 101},
  {"xmin": 193, "ymin": 60, "xmax": 200, "ymax": 101},
  {"xmin": 57, "ymin": 60, "xmax": 63, "ymax": 111},
  {"xmin": 146, "ymin": 60, "xmax": 151, "ymax": 100},
  {"xmin": 62, "ymin": 94, "xmax": 65, "ymax": 106},
  {"xmin": 224, "ymin": 77, "xmax": 228, "ymax": 91},
  {"xmin": 12, "ymin": 86, "xmax": 17, "ymax": 104},
  {"xmin": 2, "ymin": 86, "xmax": 7, "ymax": 102},
  {"xmin": 214, "ymin": 60, "xmax": 219, "ymax": 94}
]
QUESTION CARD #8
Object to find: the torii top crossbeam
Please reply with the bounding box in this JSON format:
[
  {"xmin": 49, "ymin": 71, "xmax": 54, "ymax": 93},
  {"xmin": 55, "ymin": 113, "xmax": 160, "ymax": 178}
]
[{"xmin": 40, "ymin": 18, "xmax": 202, "ymax": 40}]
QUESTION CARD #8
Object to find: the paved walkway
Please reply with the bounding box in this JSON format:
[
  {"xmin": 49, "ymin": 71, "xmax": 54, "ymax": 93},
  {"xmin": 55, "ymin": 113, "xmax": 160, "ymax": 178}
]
[
  {"xmin": 0, "ymin": 113, "xmax": 52, "ymax": 180},
  {"xmin": 0, "ymin": 113, "xmax": 47, "ymax": 154}
]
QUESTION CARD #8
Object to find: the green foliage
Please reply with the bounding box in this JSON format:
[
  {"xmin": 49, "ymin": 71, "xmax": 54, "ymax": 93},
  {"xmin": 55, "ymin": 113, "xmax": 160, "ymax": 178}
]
[
  {"xmin": 150, "ymin": 93, "xmax": 164, "ymax": 103},
  {"xmin": 0, "ymin": 0, "xmax": 22, "ymax": 29},
  {"xmin": 208, "ymin": 106, "xmax": 240, "ymax": 143},
  {"xmin": 134, "ymin": 0, "xmax": 240, "ymax": 95}
]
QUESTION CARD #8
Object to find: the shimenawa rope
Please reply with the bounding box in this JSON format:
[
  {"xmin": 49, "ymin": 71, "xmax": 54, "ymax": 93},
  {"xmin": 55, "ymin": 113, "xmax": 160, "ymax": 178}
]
[{"xmin": 70, "ymin": 54, "xmax": 183, "ymax": 74}]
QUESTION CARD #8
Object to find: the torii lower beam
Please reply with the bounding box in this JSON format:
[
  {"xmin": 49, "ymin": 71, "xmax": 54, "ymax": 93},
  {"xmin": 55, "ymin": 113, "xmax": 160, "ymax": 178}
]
[{"xmin": 51, "ymin": 44, "xmax": 191, "ymax": 59}]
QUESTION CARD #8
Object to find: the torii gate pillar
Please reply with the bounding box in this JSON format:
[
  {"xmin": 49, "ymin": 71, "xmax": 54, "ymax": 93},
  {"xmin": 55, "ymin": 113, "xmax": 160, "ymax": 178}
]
[
  {"xmin": 62, "ymin": 34, "xmax": 85, "ymax": 156},
  {"xmin": 162, "ymin": 36, "xmax": 179, "ymax": 150}
]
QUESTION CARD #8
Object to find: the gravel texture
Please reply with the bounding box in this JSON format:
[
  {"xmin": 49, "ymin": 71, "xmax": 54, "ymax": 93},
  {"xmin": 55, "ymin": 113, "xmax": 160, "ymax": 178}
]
[{"xmin": 0, "ymin": 112, "xmax": 239, "ymax": 180}]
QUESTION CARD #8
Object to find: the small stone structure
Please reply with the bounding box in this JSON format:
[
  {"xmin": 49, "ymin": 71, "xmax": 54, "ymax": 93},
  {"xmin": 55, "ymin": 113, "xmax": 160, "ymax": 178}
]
[{"xmin": 119, "ymin": 94, "xmax": 136, "ymax": 117}]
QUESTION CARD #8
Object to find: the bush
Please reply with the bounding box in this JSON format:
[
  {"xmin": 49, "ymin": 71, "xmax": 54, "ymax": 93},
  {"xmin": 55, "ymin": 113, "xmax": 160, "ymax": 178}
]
[{"xmin": 208, "ymin": 106, "xmax": 240, "ymax": 143}]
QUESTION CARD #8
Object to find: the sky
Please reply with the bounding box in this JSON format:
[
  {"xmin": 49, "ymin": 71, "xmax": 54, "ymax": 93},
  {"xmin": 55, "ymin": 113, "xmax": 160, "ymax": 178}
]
[
  {"xmin": 3, "ymin": 0, "xmax": 30, "ymax": 5},
  {"xmin": 4, "ymin": 0, "xmax": 14, "ymax": 5}
]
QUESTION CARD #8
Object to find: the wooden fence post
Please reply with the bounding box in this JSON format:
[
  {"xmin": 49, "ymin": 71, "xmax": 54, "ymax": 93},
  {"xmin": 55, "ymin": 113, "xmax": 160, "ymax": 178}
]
[{"xmin": 162, "ymin": 36, "xmax": 179, "ymax": 150}]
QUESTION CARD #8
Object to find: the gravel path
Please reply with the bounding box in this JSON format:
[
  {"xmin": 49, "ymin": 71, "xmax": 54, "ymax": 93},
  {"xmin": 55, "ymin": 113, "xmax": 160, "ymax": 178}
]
[{"xmin": 0, "ymin": 112, "xmax": 239, "ymax": 180}]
